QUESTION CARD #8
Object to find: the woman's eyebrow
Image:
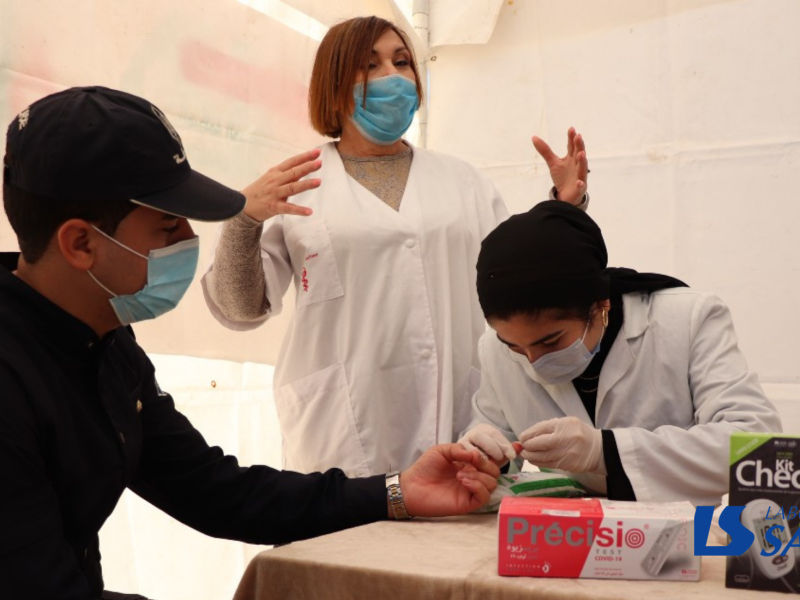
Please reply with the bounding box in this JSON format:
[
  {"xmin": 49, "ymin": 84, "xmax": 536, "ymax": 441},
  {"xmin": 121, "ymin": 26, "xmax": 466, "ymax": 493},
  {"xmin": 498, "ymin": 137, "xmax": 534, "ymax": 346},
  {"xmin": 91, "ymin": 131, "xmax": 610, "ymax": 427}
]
[
  {"xmin": 370, "ymin": 46, "xmax": 409, "ymax": 55},
  {"xmin": 496, "ymin": 331, "xmax": 563, "ymax": 347}
]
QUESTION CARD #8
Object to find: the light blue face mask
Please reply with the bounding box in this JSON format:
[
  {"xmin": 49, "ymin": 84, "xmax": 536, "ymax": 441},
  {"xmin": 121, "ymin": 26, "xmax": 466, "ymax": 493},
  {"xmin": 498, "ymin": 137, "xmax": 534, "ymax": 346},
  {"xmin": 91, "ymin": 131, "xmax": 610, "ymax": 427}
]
[
  {"xmin": 526, "ymin": 317, "xmax": 603, "ymax": 386},
  {"xmin": 88, "ymin": 226, "xmax": 200, "ymax": 326},
  {"xmin": 350, "ymin": 74, "xmax": 419, "ymax": 145}
]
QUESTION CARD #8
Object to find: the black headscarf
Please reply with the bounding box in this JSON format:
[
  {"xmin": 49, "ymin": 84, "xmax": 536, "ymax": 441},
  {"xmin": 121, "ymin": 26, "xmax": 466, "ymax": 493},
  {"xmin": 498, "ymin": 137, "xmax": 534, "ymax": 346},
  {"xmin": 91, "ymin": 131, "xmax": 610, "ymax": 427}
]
[{"xmin": 476, "ymin": 200, "xmax": 687, "ymax": 317}]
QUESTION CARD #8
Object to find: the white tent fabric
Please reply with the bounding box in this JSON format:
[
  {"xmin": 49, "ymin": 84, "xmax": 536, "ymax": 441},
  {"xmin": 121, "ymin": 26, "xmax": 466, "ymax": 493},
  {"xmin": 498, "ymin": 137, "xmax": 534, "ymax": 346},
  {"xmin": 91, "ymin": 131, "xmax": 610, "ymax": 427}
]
[{"xmin": 1, "ymin": 0, "xmax": 799, "ymax": 597}]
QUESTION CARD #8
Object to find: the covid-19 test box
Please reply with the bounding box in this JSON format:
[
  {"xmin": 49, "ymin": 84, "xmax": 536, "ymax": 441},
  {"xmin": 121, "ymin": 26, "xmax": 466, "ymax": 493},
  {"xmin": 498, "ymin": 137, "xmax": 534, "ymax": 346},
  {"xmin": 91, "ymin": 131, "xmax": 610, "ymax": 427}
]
[
  {"xmin": 727, "ymin": 433, "xmax": 800, "ymax": 593},
  {"xmin": 498, "ymin": 497, "xmax": 700, "ymax": 581}
]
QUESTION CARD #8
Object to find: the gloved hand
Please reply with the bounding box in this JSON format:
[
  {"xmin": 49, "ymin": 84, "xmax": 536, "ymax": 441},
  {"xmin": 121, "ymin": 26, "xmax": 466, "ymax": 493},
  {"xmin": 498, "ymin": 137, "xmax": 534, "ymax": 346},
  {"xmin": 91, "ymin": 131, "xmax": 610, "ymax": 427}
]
[
  {"xmin": 458, "ymin": 424, "xmax": 517, "ymax": 464},
  {"xmin": 519, "ymin": 417, "xmax": 606, "ymax": 474}
]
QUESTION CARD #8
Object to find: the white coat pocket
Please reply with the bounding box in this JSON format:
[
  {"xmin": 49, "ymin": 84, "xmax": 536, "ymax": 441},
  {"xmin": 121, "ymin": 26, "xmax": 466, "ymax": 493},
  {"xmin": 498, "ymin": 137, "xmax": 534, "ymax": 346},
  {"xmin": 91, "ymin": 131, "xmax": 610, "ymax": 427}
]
[
  {"xmin": 285, "ymin": 219, "xmax": 344, "ymax": 309},
  {"xmin": 274, "ymin": 363, "xmax": 370, "ymax": 477}
]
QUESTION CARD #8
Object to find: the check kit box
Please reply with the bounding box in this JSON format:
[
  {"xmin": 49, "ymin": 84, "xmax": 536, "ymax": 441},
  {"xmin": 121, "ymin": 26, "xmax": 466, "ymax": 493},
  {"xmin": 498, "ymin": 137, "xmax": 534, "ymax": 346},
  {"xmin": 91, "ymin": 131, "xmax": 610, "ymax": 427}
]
[
  {"xmin": 498, "ymin": 497, "xmax": 699, "ymax": 581},
  {"xmin": 727, "ymin": 433, "xmax": 800, "ymax": 593}
]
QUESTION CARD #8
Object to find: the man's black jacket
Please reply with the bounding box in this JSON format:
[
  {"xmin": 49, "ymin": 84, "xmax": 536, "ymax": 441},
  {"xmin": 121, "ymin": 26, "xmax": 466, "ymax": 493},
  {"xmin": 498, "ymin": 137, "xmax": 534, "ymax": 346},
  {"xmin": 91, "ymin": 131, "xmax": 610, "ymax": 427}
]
[{"xmin": 0, "ymin": 253, "xmax": 385, "ymax": 598}]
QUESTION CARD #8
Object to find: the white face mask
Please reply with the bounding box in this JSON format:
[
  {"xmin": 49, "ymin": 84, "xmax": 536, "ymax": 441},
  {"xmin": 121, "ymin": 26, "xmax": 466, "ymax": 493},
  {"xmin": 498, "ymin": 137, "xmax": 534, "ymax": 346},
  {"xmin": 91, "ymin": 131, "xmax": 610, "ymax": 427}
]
[{"xmin": 513, "ymin": 316, "xmax": 603, "ymax": 386}]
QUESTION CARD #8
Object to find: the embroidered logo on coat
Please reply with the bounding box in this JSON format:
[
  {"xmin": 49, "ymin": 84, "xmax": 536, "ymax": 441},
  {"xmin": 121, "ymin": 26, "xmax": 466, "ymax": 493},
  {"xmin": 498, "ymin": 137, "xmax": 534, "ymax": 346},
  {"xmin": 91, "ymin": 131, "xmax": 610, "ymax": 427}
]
[{"xmin": 301, "ymin": 253, "xmax": 319, "ymax": 293}]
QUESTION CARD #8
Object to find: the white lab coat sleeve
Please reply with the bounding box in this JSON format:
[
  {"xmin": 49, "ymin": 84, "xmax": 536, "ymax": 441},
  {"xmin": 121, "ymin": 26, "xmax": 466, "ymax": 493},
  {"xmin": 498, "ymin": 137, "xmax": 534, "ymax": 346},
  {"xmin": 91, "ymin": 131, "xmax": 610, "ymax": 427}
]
[
  {"xmin": 462, "ymin": 332, "xmax": 517, "ymax": 442},
  {"xmin": 612, "ymin": 294, "xmax": 782, "ymax": 505},
  {"xmin": 201, "ymin": 215, "xmax": 294, "ymax": 332},
  {"xmin": 477, "ymin": 175, "xmax": 509, "ymax": 239}
]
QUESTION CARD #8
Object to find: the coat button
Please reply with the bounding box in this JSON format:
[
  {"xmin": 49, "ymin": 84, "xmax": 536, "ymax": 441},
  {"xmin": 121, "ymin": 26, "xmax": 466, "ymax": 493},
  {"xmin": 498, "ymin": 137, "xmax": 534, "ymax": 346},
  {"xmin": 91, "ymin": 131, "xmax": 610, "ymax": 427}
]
[
  {"xmin": 405, "ymin": 239, "xmax": 415, "ymax": 248},
  {"xmin": 136, "ymin": 400, "xmax": 143, "ymax": 413},
  {"xmin": 421, "ymin": 349, "xmax": 432, "ymax": 359}
]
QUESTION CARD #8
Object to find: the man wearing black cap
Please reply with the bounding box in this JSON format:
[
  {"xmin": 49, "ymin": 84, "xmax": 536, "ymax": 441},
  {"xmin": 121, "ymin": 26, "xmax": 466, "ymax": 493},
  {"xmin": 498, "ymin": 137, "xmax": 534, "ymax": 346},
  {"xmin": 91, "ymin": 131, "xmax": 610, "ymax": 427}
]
[{"xmin": 0, "ymin": 86, "xmax": 499, "ymax": 599}]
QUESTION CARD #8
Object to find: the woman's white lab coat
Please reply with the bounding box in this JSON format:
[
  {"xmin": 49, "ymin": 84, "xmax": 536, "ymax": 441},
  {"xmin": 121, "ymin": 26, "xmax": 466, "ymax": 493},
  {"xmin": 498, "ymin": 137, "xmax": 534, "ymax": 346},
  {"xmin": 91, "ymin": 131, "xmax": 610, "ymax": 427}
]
[
  {"xmin": 203, "ymin": 142, "xmax": 508, "ymax": 477},
  {"xmin": 465, "ymin": 288, "xmax": 782, "ymax": 505}
]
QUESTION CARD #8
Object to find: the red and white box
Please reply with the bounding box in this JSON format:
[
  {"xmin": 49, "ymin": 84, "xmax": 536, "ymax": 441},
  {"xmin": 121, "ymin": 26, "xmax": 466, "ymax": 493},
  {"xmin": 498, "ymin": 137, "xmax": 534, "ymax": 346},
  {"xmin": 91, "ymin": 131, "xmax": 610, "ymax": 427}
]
[{"xmin": 498, "ymin": 497, "xmax": 700, "ymax": 581}]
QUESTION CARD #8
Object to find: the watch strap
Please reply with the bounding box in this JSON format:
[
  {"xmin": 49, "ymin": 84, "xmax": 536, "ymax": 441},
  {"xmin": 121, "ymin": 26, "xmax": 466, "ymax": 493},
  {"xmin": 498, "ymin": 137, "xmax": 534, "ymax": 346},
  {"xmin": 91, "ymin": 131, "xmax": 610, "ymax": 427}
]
[{"xmin": 385, "ymin": 471, "xmax": 412, "ymax": 520}]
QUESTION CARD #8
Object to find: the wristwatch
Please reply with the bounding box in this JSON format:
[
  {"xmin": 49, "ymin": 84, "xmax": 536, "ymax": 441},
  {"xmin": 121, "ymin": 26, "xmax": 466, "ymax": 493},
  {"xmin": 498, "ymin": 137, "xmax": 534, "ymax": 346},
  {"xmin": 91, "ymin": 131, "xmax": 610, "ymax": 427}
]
[{"xmin": 385, "ymin": 471, "xmax": 412, "ymax": 520}]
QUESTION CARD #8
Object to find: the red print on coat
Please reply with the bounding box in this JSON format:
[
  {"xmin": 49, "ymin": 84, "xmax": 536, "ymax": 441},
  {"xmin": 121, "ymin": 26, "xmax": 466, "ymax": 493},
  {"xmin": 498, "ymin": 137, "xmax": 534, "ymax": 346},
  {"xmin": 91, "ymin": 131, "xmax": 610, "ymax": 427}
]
[{"xmin": 302, "ymin": 267, "xmax": 309, "ymax": 292}]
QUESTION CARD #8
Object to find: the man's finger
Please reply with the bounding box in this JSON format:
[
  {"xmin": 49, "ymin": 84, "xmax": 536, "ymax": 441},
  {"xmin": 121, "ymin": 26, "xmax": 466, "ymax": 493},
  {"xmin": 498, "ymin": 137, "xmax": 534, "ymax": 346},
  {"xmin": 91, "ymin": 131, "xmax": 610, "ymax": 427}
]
[
  {"xmin": 470, "ymin": 452, "xmax": 501, "ymax": 478},
  {"xmin": 460, "ymin": 441, "xmax": 489, "ymax": 461},
  {"xmin": 460, "ymin": 476, "xmax": 492, "ymax": 506},
  {"xmin": 532, "ymin": 136, "xmax": 557, "ymax": 165},
  {"xmin": 460, "ymin": 469, "xmax": 499, "ymax": 491},
  {"xmin": 276, "ymin": 148, "xmax": 321, "ymax": 173},
  {"xmin": 474, "ymin": 432, "xmax": 512, "ymax": 462},
  {"xmin": 441, "ymin": 442, "xmax": 477, "ymax": 465},
  {"xmin": 448, "ymin": 444, "xmax": 500, "ymax": 477}
]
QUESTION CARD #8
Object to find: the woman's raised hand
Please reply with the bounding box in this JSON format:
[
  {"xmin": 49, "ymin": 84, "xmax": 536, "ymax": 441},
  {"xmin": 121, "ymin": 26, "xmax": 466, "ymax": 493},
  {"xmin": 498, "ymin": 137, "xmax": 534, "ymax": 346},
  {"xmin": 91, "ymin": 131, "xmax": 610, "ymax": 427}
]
[
  {"xmin": 241, "ymin": 148, "xmax": 323, "ymax": 222},
  {"xmin": 532, "ymin": 127, "xmax": 589, "ymax": 206}
]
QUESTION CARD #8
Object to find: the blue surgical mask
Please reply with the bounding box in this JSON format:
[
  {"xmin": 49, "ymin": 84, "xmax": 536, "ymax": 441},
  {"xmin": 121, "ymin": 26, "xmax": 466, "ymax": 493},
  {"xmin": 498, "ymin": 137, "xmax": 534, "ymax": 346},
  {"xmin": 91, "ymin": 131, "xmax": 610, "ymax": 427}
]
[
  {"xmin": 350, "ymin": 75, "xmax": 419, "ymax": 145},
  {"xmin": 88, "ymin": 226, "xmax": 199, "ymax": 326},
  {"xmin": 527, "ymin": 318, "xmax": 603, "ymax": 385}
]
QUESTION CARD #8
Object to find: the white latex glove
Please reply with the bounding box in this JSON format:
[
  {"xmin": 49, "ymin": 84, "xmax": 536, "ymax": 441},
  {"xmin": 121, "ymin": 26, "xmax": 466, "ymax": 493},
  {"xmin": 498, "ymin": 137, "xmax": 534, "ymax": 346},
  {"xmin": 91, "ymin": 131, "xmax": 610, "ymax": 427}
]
[
  {"xmin": 519, "ymin": 417, "xmax": 606, "ymax": 474},
  {"xmin": 458, "ymin": 424, "xmax": 517, "ymax": 463}
]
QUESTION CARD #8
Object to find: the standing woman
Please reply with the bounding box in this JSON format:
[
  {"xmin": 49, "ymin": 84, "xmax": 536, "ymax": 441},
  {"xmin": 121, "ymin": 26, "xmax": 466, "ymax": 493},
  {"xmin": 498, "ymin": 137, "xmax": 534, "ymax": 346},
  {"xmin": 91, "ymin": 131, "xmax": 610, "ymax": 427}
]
[
  {"xmin": 459, "ymin": 201, "xmax": 781, "ymax": 505},
  {"xmin": 202, "ymin": 17, "xmax": 587, "ymax": 477}
]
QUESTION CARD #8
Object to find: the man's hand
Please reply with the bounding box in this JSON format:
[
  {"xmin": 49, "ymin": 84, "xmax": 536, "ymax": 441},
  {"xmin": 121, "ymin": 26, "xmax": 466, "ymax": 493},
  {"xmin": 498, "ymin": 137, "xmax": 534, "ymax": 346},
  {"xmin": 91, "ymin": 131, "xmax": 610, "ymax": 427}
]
[
  {"xmin": 400, "ymin": 444, "xmax": 501, "ymax": 517},
  {"xmin": 457, "ymin": 423, "xmax": 517, "ymax": 466},
  {"xmin": 241, "ymin": 148, "xmax": 322, "ymax": 222},
  {"xmin": 519, "ymin": 416, "xmax": 605, "ymax": 474},
  {"xmin": 532, "ymin": 127, "xmax": 589, "ymax": 206}
]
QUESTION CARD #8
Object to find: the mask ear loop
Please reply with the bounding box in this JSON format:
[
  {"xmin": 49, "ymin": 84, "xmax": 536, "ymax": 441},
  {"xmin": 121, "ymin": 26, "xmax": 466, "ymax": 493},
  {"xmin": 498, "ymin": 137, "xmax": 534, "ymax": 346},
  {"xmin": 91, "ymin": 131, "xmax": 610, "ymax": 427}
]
[
  {"xmin": 87, "ymin": 270, "xmax": 118, "ymax": 298},
  {"xmin": 87, "ymin": 226, "xmax": 147, "ymax": 298}
]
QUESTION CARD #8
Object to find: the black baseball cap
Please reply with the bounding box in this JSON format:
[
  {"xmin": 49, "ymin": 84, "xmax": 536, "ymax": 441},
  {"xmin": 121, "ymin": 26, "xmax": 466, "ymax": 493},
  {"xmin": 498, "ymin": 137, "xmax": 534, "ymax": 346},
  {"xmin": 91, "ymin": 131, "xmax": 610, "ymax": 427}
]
[{"xmin": 4, "ymin": 86, "xmax": 245, "ymax": 221}]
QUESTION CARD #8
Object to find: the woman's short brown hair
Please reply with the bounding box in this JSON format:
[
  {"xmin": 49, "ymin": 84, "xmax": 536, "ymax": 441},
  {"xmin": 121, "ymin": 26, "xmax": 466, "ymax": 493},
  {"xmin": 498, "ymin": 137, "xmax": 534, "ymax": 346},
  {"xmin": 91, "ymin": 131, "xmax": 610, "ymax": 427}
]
[{"xmin": 309, "ymin": 16, "xmax": 423, "ymax": 139}]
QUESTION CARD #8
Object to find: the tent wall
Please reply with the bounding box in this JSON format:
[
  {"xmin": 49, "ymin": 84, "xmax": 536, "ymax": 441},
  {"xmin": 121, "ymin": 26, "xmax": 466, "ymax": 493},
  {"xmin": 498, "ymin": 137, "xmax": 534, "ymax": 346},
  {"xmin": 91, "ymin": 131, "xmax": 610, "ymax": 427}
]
[
  {"xmin": 1, "ymin": 1, "xmax": 799, "ymax": 598},
  {"xmin": 427, "ymin": 0, "xmax": 800, "ymax": 401}
]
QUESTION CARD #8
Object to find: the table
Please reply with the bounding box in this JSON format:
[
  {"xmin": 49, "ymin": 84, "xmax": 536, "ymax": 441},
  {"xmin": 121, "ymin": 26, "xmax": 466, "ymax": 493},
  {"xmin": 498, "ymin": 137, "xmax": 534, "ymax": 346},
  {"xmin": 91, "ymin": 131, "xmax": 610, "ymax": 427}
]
[{"xmin": 232, "ymin": 514, "xmax": 758, "ymax": 600}]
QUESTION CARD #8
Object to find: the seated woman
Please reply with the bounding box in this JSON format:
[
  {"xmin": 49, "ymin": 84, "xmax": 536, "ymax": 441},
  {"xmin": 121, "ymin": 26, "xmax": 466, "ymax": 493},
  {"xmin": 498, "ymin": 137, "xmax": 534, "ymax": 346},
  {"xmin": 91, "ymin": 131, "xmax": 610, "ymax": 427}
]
[{"xmin": 458, "ymin": 200, "xmax": 781, "ymax": 505}]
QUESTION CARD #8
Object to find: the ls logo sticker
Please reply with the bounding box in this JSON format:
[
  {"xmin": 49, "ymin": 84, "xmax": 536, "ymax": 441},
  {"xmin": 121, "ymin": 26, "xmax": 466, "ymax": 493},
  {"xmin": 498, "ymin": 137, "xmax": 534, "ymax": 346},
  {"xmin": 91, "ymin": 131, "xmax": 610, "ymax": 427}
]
[{"xmin": 695, "ymin": 504, "xmax": 800, "ymax": 558}]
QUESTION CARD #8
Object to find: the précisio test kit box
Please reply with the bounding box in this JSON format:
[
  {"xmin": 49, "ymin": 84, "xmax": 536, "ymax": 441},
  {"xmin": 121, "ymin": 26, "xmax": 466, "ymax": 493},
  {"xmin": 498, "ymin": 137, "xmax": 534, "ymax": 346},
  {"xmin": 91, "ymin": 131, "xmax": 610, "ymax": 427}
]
[
  {"xmin": 728, "ymin": 432, "xmax": 800, "ymax": 593},
  {"xmin": 498, "ymin": 497, "xmax": 699, "ymax": 581}
]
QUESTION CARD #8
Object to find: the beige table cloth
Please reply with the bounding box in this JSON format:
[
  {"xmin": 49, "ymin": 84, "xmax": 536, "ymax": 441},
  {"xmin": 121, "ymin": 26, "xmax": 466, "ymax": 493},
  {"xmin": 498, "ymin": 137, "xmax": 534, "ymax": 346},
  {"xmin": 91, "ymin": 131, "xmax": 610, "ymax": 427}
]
[{"xmin": 233, "ymin": 514, "xmax": 754, "ymax": 600}]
